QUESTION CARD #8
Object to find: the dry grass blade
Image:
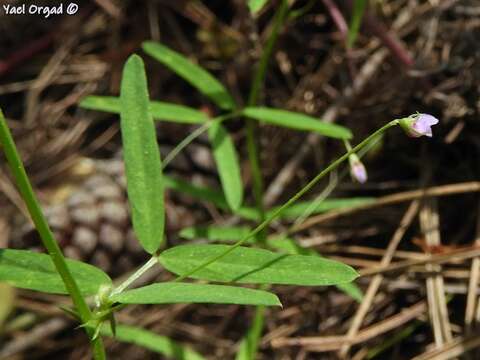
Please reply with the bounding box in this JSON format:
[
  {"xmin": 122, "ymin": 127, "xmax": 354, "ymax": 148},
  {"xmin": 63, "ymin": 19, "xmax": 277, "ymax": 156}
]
[
  {"xmin": 360, "ymin": 246, "xmax": 480, "ymax": 277},
  {"xmin": 465, "ymin": 203, "xmax": 480, "ymax": 334},
  {"xmin": 271, "ymin": 300, "xmax": 427, "ymax": 352},
  {"xmin": 420, "ymin": 198, "xmax": 453, "ymax": 347},
  {"xmin": 0, "ymin": 318, "xmax": 69, "ymax": 360},
  {"xmin": 338, "ymin": 201, "xmax": 419, "ymax": 357},
  {"xmin": 412, "ymin": 336, "xmax": 480, "ymax": 360},
  {"xmin": 292, "ymin": 182, "xmax": 480, "ymax": 233}
]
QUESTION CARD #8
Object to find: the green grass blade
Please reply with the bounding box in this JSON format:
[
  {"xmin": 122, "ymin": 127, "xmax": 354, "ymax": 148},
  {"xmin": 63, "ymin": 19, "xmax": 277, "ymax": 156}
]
[
  {"xmin": 142, "ymin": 41, "xmax": 236, "ymax": 110},
  {"xmin": 102, "ymin": 324, "xmax": 206, "ymax": 360},
  {"xmin": 111, "ymin": 282, "xmax": 281, "ymax": 306},
  {"xmin": 347, "ymin": 0, "xmax": 368, "ymax": 48},
  {"xmin": 120, "ymin": 54, "xmax": 164, "ymax": 254},
  {"xmin": 80, "ymin": 96, "xmax": 208, "ymax": 124},
  {"xmin": 208, "ymin": 122, "xmax": 244, "ymax": 211},
  {"xmin": 0, "ymin": 249, "xmax": 112, "ymax": 296},
  {"xmin": 243, "ymin": 107, "xmax": 352, "ymax": 139}
]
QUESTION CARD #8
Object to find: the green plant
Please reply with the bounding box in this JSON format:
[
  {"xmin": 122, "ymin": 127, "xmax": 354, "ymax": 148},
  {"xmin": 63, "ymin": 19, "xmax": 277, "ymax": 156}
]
[{"xmin": 0, "ymin": 17, "xmax": 438, "ymax": 360}]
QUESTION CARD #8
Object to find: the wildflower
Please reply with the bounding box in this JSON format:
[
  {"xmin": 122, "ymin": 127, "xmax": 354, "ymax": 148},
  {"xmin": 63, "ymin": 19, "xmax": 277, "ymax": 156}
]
[
  {"xmin": 399, "ymin": 113, "xmax": 439, "ymax": 138},
  {"xmin": 349, "ymin": 154, "xmax": 367, "ymax": 183}
]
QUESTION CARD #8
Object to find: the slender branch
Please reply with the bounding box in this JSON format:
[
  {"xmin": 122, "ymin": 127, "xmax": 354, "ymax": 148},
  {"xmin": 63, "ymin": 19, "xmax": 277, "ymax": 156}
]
[{"xmin": 0, "ymin": 109, "xmax": 105, "ymax": 359}]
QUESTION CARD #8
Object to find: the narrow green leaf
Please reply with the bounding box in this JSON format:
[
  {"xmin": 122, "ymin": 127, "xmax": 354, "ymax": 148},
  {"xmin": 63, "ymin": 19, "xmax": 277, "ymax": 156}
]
[
  {"xmin": 80, "ymin": 96, "xmax": 208, "ymax": 124},
  {"xmin": 347, "ymin": 0, "xmax": 368, "ymax": 48},
  {"xmin": 142, "ymin": 41, "xmax": 235, "ymax": 110},
  {"xmin": 248, "ymin": 0, "xmax": 268, "ymax": 14},
  {"xmin": 243, "ymin": 107, "xmax": 352, "ymax": 139},
  {"xmin": 102, "ymin": 324, "xmax": 206, "ymax": 360},
  {"xmin": 111, "ymin": 283, "xmax": 281, "ymax": 307},
  {"xmin": 269, "ymin": 197, "xmax": 375, "ymax": 219},
  {"xmin": 179, "ymin": 226, "xmax": 252, "ymax": 242},
  {"xmin": 208, "ymin": 122, "xmax": 244, "ymax": 211},
  {"xmin": 0, "ymin": 249, "xmax": 112, "ymax": 295},
  {"xmin": 159, "ymin": 244, "xmax": 358, "ymax": 286},
  {"xmin": 266, "ymin": 237, "xmax": 363, "ymax": 301},
  {"xmin": 120, "ymin": 54, "xmax": 164, "ymax": 254},
  {"xmin": 164, "ymin": 176, "xmax": 259, "ymax": 220}
]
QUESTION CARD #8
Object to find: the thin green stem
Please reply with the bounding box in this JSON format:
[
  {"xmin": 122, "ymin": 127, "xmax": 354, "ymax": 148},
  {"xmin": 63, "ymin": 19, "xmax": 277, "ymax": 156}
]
[
  {"xmin": 290, "ymin": 134, "xmax": 383, "ymax": 230},
  {"xmin": 343, "ymin": 139, "xmax": 353, "ymax": 152},
  {"xmin": 240, "ymin": 303, "xmax": 266, "ymax": 359},
  {"xmin": 110, "ymin": 256, "xmax": 158, "ymax": 296},
  {"xmin": 244, "ymin": 121, "xmax": 265, "ymax": 233},
  {"xmin": 175, "ymin": 120, "xmax": 399, "ymax": 282},
  {"xmin": 245, "ymin": 0, "xmax": 290, "ymax": 242},
  {"xmin": 162, "ymin": 112, "xmax": 241, "ymax": 170},
  {"xmin": 292, "ymin": 171, "xmax": 338, "ymax": 228},
  {"xmin": 0, "ymin": 109, "xmax": 105, "ymax": 360}
]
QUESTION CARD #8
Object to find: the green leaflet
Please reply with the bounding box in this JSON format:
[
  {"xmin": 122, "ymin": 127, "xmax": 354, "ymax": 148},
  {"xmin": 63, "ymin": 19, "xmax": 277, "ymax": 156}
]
[
  {"xmin": 143, "ymin": 41, "xmax": 235, "ymax": 110},
  {"xmin": 243, "ymin": 107, "xmax": 352, "ymax": 139},
  {"xmin": 0, "ymin": 249, "xmax": 111, "ymax": 295},
  {"xmin": 80, "ymin": 96, "xmax": 208, "ymax": 124},
  {"xmin": 159, "ymin": 244, "xmax": 358, "ymax": 286},
  {"xmin": 111, "ymin": 282, "xmax": 281, "ymax": 307},
  {"xmin": 208, "ymin": 122, "xmax": 244, "ymax": 211},
  {"xmin": 119, "ymin": 55, "xmax": 165, "ymax": 254}
]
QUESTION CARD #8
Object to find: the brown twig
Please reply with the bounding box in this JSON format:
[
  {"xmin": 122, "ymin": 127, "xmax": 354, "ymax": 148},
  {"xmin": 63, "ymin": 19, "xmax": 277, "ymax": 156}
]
[{"xmin": 412, "ymin": 336, "xmax": 480, "ymax": 360}]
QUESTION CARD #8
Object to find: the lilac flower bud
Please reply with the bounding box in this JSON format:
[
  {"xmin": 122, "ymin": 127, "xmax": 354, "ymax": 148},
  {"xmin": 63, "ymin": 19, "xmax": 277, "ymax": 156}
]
[
  {"xmin": 398, "ymin": 113, "xmax": 439, "ymax": 138},
  {"xmin": 349, "ymin": 154, "xmax": 367, "ymax": 184}
]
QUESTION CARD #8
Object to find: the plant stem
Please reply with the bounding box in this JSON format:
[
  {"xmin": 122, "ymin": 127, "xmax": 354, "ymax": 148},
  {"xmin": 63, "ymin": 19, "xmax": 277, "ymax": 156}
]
[
  {"xmin": 290, "ymin": 134, "xmax": 383, "ymax": 230},
  {"xmin": 239, "ymin": 303, "xmax": 266, "ymax": 359},
  {"xmin": 245, "ymin": 0, "xmax": 290, "ymax": 241},
  {"xmin": 0, "ymin": 109, "xmax": 105, "ymax": 360},
  {"xmin": 174, "ymin": 120, "xmax": 399, "ymax": 282},
  {"xmin": 343, "ymin": 139, "xmax": 353, "ymax": 152},
  {"xmin": 163, "ymin": 112, "xmax": 240, "ymax": 169},
  {"xmin": 247, "ymin": 0, "xmax": 289, "ymax": 106},
  {"xmin": 110, "ymin": 256, "xmax": 158, "ymax": 296}
]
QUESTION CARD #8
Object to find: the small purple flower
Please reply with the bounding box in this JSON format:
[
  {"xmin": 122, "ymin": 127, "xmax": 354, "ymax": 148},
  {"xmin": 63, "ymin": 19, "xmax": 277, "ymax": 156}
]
[
  {"xmin": 349, "ymin": 154, "xmax": 367, "ymax": 184},
  {"xmin": 399, "ymin": 113, "xmax": 439, "ymax": 138}
]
